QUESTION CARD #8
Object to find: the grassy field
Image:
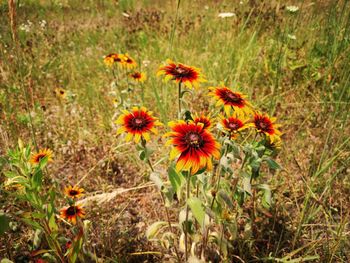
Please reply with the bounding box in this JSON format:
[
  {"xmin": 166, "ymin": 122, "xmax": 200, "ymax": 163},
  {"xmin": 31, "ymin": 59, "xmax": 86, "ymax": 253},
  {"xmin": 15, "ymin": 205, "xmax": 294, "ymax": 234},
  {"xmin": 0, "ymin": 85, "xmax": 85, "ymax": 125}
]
[{"xmin": 0, "ymin": 0, "xmax": 350, "ymax": 262}]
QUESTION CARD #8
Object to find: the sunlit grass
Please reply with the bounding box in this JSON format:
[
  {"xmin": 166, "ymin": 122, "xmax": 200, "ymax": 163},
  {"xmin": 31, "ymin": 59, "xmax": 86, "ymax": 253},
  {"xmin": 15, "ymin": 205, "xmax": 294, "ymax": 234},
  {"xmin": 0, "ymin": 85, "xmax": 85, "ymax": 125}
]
[{"xmin": 0, "ymin": 0, "xmax": 349, "ymax": 262}]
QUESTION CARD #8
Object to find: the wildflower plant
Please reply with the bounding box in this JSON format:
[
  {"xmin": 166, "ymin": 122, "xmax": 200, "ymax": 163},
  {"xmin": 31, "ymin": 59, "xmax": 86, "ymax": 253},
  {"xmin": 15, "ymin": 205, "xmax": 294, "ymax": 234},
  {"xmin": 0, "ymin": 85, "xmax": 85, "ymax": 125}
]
[
  {"xmin": 115, "ymin": 58, "xmax": 283, "ymax": 261},
  {"xmin": 1, "ymin": 140, "xmax": 88, "ymax": 262}
]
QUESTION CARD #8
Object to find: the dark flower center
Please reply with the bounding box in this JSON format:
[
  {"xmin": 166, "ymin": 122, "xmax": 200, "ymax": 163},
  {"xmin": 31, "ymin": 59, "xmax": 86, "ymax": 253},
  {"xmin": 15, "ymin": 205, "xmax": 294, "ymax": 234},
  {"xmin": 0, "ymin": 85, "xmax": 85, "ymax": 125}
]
[
  {"xmin": 132, "ymin": 73, "xmax": 141, "ymax": 79},
  {"xmin": 69, "ymin": 190, "xmax": 78, "ymax": 196},
  {"xmin": 132, "ymin": 117, "xmax": 145, "ymax": 127},
  {"xmin": 126, "ymin": 58, "xmax": 133, "ymax": 63},
  {"xmin": 60, "ymin": 90, "xmax": 65, "ymax": 95},
  {"xmin": 186, "ymin": 132, "xmax": 203, "ymax": 148},
  {"xmin": 174, "ymin": 66, "xmax": 190, "ymax": 76},
  {"xmin": 257, "ymin": 121, "xmax": 267, "ymax": 129},
  {"xmin": 255, "ymin": 117, "xmax": 273, "ymax": 133},
  {"xmin": 228, "ymin": 122, "xmax": 239, "ymax": 130},
  {"xmin": 66, "ymin": 206, "xmax": 78, "ymax": 216},
  {"xmin": 225, "ymin": 91, "xmax": 242, "ymax": 103}
]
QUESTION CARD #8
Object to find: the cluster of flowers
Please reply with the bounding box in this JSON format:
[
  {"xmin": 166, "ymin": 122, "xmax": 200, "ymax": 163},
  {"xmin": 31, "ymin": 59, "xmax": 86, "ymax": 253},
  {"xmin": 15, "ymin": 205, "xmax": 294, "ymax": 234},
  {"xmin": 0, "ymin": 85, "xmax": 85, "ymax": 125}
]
[
  {"xmin": 116, "ymin": 59, "xmax": 282, "ymax": 175},
  {"xmin": 30, "ymin": 149, "xmax": 86, "ymax": 225},
  {"xmin": 104, "ymin": 53, "xmax": 146, "ymax": 83}
]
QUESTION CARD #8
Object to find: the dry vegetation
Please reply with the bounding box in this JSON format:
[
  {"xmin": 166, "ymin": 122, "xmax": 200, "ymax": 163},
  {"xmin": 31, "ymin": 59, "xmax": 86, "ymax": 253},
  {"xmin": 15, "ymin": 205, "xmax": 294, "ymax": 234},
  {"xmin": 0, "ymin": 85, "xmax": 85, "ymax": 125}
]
[{"xmin": 0, "ymin": 0, "xmax": 349, "ymax": 262}]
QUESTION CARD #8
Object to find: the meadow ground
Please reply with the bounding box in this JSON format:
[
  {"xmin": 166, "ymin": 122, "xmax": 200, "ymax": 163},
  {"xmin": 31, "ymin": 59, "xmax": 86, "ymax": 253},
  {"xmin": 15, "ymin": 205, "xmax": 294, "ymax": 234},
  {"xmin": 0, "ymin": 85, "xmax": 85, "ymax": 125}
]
[{"xmin": 0, "ymin": 0, "xmax": 349, "ymax": 262}]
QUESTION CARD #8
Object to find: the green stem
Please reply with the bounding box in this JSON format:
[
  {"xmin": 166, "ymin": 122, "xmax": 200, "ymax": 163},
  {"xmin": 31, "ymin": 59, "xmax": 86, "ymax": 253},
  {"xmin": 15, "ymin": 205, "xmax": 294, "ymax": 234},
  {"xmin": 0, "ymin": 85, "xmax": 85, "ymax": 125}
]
[
  {"xmin": 185, "ymin": 171, "xmax": 191, "ymax": 262},
  {"xmin": 178, "ymin": 81, "xmax": 182, "ymax": 119}
]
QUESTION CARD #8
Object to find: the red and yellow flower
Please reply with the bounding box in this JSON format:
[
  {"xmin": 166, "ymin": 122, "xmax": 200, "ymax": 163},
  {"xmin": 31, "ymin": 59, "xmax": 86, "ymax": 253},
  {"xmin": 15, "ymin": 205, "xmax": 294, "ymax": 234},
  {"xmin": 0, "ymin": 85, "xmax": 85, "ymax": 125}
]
[
  {"xmin": 121, "ymin": 54, "xmax": 137, "ymax": 69},
  {"xmin": 220, "ymin": 113, "xmax": 249, "ymax": 139},
  {"xmin": 64, "ymin": 185, "xmax": 85, "ymax": 199},
  {"xmin": 164, "ymin": 120, "xmax": 221, "ymax": 175},
  {"xmin": 193, "ymin": 114, "xmax": 213, "ymax": 130},
  {"xmin": 104, "ymin": 53, "xmax": 124, "ymax": 67},
  {"xmin": 116, "ymin": 107, "xmax": 162, "ymax": 143},
  {"xmin": 60, "ymin": 205, "xmax": 85, "ymax": 224},
  {"xmin": 250, "ymin": 113, "xmax": 282, "ymax": 142},
  {"xmin": 208, "ymin": 86, "xmax": 253, "ymax": 116},
  {"xmin": 157, "ymin": 59, "xmax": 206, "ymax": 89},
  {"xmin": 30, "ymin": 148, "xmax": 53, "ymax": 165},
  {"xmin": 129, "ymin": 71, "xmax": 146, "ymax": 83}
]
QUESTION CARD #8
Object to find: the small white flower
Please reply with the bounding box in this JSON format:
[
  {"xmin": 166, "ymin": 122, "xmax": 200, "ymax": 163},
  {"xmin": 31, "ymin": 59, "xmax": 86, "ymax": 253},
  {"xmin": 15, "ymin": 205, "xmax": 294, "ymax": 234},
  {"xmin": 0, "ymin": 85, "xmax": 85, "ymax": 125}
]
[
  {"xmin": 19, "ymin": 24, "xmax": 30, "ymax": 32},
  {"xmin": 204, "ymin": 5, "xmax": 209, "ymax": 10},
  {"xmin": 19, "ymin": 20, "xmax": 33, "ymax": 33},
  {"xmin": 39, "ymin": 20, "xmax": 47, "ymax": 29},
  {"xmin": 286, "ymin": 5, "xmax": 299, "ymax": 13},
  {"xmin": 218, "ymin": 12, "xmax": 235, "ymax": 18},
  {"xmin": 287, "ymin": 34, "xmax": 297, "ymax": 40},
  {"xmin": 142, "ymin": 60, "xmax": 151, "ymax": 67}
]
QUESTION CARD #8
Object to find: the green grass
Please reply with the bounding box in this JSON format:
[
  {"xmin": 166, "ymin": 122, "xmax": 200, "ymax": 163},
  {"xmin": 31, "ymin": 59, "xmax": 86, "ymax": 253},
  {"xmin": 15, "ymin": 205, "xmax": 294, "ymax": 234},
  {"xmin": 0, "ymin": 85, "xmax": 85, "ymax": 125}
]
[{"xmin": 1, "ymin": 0, "xmax": 349, "ymax": 262}]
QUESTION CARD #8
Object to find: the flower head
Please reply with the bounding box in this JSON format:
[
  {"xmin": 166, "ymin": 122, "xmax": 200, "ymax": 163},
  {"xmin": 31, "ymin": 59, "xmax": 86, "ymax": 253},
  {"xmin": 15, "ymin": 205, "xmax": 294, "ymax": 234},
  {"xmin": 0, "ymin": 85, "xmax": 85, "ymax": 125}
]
[
  {"xmin": 129, "ymin": 71, "xmax": 146, "ymax": 83},
  {"xmin": 104, "ymin": 53, "xmax": 124, "ymax": 67},
  {"xmin": 30, "ymin": 148, "xmax": 53, "ymax": 165},
  {"xmin": 64, "ymin": 185, "xmax": 84, "ymax": 199},
  {"xmin": 116, "ymin": 107, "xmax": 162, "ymax": 143},
  {"xmin": 209, "ymin": 86, "xmax": 253, "ymax": 116},
  {"xmin": 250, "ymin": 113, "xmax": 282, "ymax": 142},
  {"xmin": 266, "ymin": 135, "xmax": 282, "ymax": 151},
  {"xmin": 193, "ymin": 114, "xmax": 213, "ymax": 130},
  {"xmin": 60, "ymin": 205, "xmax": 85, "ymax": 224},
  {"xmin": 220, "ymin": 113, "xmax": 249, "ymax": 139},
  {"xmin": 121, "ymin": 54, "xmax": 137, "ymax": 69},
  {"xmin": 164, "ymin": 120, "xmax": 220, "ymax": 175},
  {"xmin": 54, "ymin": 88, "xmax": 67, "ymax": 100},
  {"xmin": 157, "ymin": 59, "xmax": 206, "ymax": 89}
]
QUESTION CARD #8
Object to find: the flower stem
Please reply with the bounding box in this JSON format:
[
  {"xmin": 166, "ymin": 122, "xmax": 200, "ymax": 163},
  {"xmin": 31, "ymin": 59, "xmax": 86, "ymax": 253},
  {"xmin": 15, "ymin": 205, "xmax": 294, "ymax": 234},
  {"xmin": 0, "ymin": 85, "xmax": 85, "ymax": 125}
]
[
  {"xmin": 185, "ymin": 171, "xmax": 191, "ymax": 262},
  {"xmin": 178, "ymin": 81, "xmax": 182, "ymax": 119}
]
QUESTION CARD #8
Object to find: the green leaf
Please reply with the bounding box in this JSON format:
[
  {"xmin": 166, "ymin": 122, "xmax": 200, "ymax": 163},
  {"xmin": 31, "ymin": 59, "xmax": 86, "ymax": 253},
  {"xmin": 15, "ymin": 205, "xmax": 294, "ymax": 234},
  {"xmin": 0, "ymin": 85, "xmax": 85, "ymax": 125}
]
[
  {"xmin": 187, "ymin": 197, "xmax": 206, "ymax": 229},
  {"xmin": 264, "ymin": 158, "xmax": 282, "ymax": 170},
  {"xmin": 0, "ymin": 213, "xmax": 10, "ymax": 235},
  {"xmin": 257, "ymin": 184, "xmax": 272, "ymax": 208},
  {"xmin": 22, "ymin": 218, "xmax": 43, "ymax": 230},
  {"xmin": 168, "ymin": 166, "xmax": 185, "ymax": 200},
  {"xmin": 31, "ymin": 212, "xmax": 46, "ymax": 219},
  {"xmin": 48, "ymin": 211, "xmax": 58, "ymax": 232},
  {"xmin": 31, "ymin": 169, "xmax": 43, "ymax": 189}
]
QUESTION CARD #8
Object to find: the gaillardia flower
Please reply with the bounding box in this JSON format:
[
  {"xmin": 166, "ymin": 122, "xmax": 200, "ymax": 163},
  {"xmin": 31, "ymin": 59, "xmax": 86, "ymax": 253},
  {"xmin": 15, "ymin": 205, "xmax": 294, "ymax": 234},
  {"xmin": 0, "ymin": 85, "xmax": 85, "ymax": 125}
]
[
  {"xmin": 164, "ymin": 121, "xmax": 220, "ymax": 175},
  {"xmin": 193, "ymin": 114, "xmax": 213, "ymax": 130},
  {"xmin": 64, "ymin": 185, "xmax": 84, "ymax": 199},
  {"xmin": 116, "ymin": 107, "xmax": 162, "ymax": 143},
  {"xmin": 60, "ymin": 205, "xmax": 85, "ymax": 224},
  {"xmin": 30, "ymin": 148, "xmax": 53, "ymax": 165},
  {"xmin": 122, "ymin": 54, "xmax": 137, "ymax": 69},
  {"xmin": 208, "ymin": 86, "xmax": 253, "ymax": 116},
  {"xmin": 54, "ymin": 88, "xmax": 67, "ymax": 100},
  {"xmin": 129, "ymin": 71, "xmax": 146, "ymax": 83},
  {"xmin": 250, "ymin": 113, "xmax": 282, "ymax": 142},
  {"xmin": 157, "ymin": 59, "xmax": 206, "ymax": 89},
  {"xmin": 220, "ymin": 114, "xmax": 249, "ymax": 139},
  {"xmin": 103, "ymin": 53, "xmax": 123, "ymax": 67}
]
